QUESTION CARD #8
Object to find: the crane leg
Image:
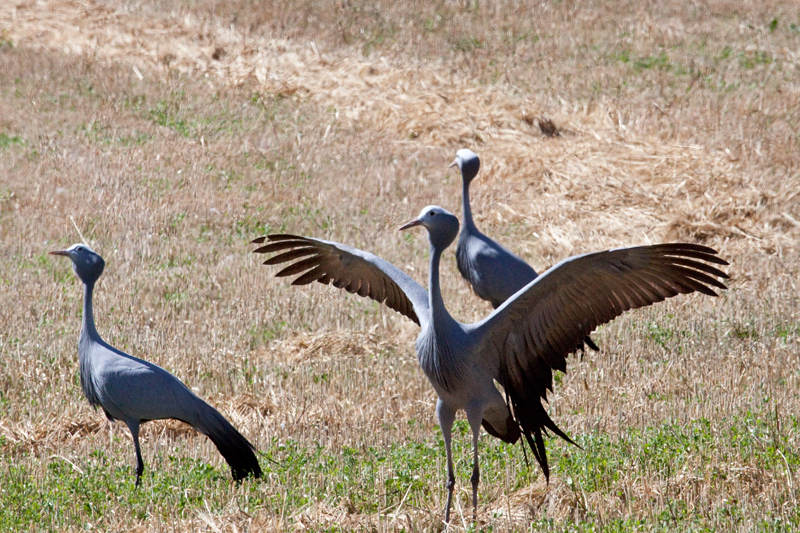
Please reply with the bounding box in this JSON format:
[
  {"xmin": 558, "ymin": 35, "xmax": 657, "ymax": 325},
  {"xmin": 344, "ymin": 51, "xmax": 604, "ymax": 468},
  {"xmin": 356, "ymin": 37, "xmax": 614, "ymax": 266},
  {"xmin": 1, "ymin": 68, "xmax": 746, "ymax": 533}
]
[
  {"xmin": 467, "ymin": 410, "xmax": 483, "ymax": 524},
  {"xmin": 126, "ymin": 422, "xmax": 144, "ymax": 488},
  {"xmin": 436, "ymin": 399, "xmax": 456, "ymax": 528}
]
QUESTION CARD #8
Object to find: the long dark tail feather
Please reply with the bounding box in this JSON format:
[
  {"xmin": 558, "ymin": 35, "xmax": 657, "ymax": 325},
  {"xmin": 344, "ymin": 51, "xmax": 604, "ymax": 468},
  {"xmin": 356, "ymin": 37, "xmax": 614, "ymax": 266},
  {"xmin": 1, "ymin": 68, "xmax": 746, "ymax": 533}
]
[
  {"xmin": 533, "ymin": 430, "xmax": 549, "ymax": 480},
  {"xmin": 584, "ymin": 336, "xmax": 600, "ymax": 352},
  {"xmin": 499, "ymin": 363, "xmax": 575, "ymax": 482},
  {"xmin": 508, "ymin": 393, "xmax": 577, "ymax": 483},
  {"xmin": 196, "ymin": 406, "xmax": 262, "ymax": 481}
]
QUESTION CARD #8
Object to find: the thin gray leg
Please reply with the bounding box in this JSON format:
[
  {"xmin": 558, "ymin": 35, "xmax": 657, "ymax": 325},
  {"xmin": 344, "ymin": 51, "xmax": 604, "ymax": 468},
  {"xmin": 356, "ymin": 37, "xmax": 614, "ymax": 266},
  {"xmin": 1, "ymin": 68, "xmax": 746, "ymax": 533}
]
[
  {"xmin": 436, "ymin": 399, "xmax": 456, "ymax": 528},
  {"xmin": 467, "ymin": 409, "xmax": 483, "ymax": 524},
  {"xmin": 126, "ymin": 421, "xmax": 144, "ymax": 487}
]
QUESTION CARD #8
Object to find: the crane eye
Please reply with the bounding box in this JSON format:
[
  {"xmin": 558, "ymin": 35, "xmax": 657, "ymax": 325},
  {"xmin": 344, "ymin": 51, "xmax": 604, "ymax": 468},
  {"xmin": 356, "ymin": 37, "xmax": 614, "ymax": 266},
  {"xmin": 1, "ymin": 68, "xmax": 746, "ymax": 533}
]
[{"xmin": 429, "ymin": 211, "xmax": 436, "ymax": 217}]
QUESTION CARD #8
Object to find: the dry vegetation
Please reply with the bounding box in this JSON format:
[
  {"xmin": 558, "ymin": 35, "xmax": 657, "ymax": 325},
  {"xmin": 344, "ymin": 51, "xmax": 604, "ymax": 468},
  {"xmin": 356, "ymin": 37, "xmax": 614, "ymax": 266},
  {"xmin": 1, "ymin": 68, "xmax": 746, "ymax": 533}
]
[{"xmin": 1, "ymin": 0, "xmax": 799, "ymax": 531}]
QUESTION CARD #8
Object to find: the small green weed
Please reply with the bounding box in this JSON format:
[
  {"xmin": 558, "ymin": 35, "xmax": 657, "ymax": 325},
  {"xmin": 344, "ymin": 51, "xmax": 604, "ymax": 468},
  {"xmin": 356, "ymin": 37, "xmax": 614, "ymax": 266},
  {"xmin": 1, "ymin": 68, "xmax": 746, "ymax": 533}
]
[{"xmin": 0, "ymin": 133, "xmax": 25, "ymax": 149}]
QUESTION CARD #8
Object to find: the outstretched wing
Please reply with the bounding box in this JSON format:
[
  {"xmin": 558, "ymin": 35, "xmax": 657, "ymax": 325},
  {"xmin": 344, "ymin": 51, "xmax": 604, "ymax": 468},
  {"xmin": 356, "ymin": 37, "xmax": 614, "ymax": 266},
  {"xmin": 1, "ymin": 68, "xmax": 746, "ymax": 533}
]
[
  {"xmin": 473, "ymin": 243, "xmax": 729, "ymax": 479},
  {"xmin": 252, "ymin": 234, "xmax": 429, "ymax": 327}
]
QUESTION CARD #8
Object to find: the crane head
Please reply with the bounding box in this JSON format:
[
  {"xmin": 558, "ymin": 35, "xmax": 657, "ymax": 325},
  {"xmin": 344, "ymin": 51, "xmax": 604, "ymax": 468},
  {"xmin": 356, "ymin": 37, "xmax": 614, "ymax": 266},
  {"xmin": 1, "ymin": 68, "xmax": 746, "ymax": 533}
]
[
  {"xmin": 50, "ymin": 243, "xmax": 105, "ymax": 285},
  {"xmin": 449, "ymin": 148, "xmax": 480, "ymax": 184},
  {"xmin": 399, "ymin": 206, "xmax": 459, "ymax": 251}
]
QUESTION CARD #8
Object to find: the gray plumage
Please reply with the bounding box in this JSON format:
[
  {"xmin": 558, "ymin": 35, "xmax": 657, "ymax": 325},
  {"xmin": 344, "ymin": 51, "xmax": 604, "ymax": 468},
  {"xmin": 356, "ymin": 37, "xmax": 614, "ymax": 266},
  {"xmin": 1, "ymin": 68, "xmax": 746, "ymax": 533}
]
[
  {"xmin": 51, "ymin": 244, "xmax": 261, "ymax": 486},
  {"xmin": 451, "ymin": 148, "xmax": 599, "ymax": 352},
  {"xmin": 252, "ymin": 206, "xmax": 728, "ymax": 525}
]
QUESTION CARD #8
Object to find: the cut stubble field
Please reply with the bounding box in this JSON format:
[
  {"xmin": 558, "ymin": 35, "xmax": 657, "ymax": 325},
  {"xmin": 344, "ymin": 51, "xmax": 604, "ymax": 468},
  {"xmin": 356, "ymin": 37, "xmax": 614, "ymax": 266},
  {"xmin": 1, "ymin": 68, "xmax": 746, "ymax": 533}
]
[{"xmin": 1, "ymin": 0, "xmax": 799, "ymax": 531}]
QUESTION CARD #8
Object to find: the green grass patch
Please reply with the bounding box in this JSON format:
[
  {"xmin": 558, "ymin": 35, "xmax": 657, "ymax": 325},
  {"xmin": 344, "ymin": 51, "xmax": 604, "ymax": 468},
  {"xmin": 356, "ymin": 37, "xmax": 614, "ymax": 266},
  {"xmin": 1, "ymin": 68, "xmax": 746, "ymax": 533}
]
[
  {"xmin": 738, "ymin": 50, "xmax": 773, "ymax": 69},
  {"xmin": 6, "ymin": 411, "xmax": 798, "ymax": 531},
  {"xmin": 0, "ymin": 450, "xmax": 232, "ymax": 531},
  {"xmin": 148, "ymin": 96, "xmax": 193, "ymax": 138},
  {"xmin": 0, "ymin": 133, "xmax": 25, "ymax": 149},
  {"xmin": 0, "ymin": 426, "xmax": 533, "ymax": 531},
  {"xmin": 545, "ymin": 410, "xmax": 800, "ymax": 530}
]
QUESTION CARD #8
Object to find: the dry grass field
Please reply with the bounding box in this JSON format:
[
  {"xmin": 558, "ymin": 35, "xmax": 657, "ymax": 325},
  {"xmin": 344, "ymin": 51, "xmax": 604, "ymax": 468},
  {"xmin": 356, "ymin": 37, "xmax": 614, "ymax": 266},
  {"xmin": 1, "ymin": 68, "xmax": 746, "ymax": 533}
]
[{"xmin": 1, "ymin": 0, "xmax": 799, "ymax": 530}]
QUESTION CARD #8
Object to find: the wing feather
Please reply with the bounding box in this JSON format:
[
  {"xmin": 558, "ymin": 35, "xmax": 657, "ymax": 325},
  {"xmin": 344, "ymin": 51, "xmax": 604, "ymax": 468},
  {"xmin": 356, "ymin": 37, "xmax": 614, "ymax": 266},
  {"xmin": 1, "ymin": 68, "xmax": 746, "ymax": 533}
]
[
  {"xmin": 275, "ymin": 255, "xmax": 325, "ymax": 277},
  {"xmin": 471, "ymin": 243, "xmax": 728, "ymax": 480},
  {"xmin": 252, "ymin": 235, "xmax": 428, "ymax": 326},
  {"xmin": 292, "ymin": 265, "xmax": 328, "ymax": 286},
  {"xmin": 262, "ymin": 247, "xmax": 319, "ymax": 265}
]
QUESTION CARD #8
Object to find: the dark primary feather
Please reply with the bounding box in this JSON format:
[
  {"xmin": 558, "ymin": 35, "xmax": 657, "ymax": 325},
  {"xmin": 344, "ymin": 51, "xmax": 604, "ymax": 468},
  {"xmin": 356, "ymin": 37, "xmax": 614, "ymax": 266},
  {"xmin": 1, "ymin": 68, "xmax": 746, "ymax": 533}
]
[{"xmin": 476, "ymin": 242, "xmax": 729, "ymax": 478}]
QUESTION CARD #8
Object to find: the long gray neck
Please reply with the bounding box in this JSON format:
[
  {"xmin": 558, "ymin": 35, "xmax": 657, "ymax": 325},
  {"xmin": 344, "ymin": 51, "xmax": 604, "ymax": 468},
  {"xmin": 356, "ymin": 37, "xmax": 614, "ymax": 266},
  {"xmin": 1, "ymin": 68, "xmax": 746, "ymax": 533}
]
[
  {"xmin": 428, "ymin": 244, "xmax": 455, "ymax": 329},
  {"xmin": 80, "ymin": 281, "xmax": 101, "ymax": 344},
  {"xmin": 421, "ymin": 242, "xmax": 464, "ymax": 393},
  {"xmin": 461, "ymin": 179, "xmax": 476, "ymax": 233},
  {"xmin": 78, "ymin": 281, "xmax": 103, "ymax": 409}
]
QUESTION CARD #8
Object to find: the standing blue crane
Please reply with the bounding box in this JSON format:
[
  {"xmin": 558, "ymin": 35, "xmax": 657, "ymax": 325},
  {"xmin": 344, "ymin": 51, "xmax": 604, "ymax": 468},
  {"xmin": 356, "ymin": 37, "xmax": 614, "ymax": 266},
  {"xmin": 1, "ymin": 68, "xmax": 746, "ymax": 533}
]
[
  {"xmin": 251, "ymin": 206, "xmax": 728, "ymax": 525},
  {"xmin": 451, "ymin": 148, "xmax": 599, "ymax": 352},
  {"xmin": 51, "ymin": 244, "xmax": 261, "ymax": 486}
]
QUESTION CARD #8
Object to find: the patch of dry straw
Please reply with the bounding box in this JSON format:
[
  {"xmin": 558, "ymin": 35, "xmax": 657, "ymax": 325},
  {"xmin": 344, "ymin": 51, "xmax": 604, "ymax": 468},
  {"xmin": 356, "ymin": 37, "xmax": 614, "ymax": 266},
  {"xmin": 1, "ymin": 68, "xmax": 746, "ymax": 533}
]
[{"xmin": 4, "ymin": 0, "xmax": 799, "ymax": 261}]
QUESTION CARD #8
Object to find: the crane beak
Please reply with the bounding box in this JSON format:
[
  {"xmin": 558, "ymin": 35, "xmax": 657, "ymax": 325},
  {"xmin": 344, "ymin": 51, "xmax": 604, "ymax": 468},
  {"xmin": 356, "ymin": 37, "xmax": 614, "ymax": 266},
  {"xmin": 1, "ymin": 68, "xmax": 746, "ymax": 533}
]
[
  {"xmin": 49, "ymin": 250, "xmax": 70, "ymax": 257},
  {"xmin": 398, "ymin": 217, "xmax": 423, "ymax": 231},
  {"xmin": 448, "ymin": 158, "xmax": 458, "ymax": 169}
]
